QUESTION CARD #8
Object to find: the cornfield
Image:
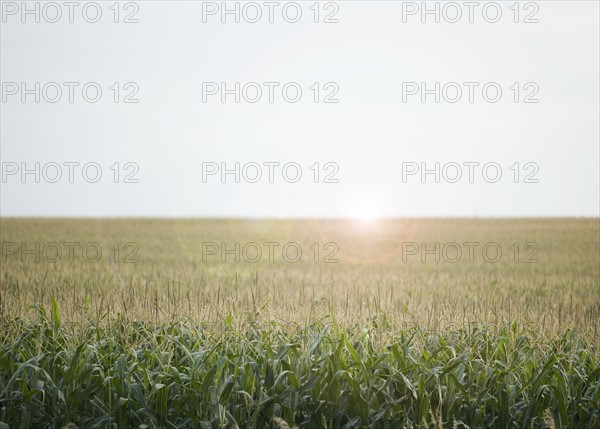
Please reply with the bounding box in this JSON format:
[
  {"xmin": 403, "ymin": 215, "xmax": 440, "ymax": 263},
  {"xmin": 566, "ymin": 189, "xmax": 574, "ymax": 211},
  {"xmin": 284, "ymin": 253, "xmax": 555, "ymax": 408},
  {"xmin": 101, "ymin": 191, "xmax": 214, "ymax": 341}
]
[{"xmin": 1, "ymin": 218, "xmax": 599, "ymax": 428}]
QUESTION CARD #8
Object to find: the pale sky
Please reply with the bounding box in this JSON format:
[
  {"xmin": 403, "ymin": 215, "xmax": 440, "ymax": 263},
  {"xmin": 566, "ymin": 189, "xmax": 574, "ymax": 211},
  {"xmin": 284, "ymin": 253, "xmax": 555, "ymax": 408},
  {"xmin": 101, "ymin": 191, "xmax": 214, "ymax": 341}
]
[{"xmin": 1, "ymin": 1, "xmax": 599, "ymax": 218}]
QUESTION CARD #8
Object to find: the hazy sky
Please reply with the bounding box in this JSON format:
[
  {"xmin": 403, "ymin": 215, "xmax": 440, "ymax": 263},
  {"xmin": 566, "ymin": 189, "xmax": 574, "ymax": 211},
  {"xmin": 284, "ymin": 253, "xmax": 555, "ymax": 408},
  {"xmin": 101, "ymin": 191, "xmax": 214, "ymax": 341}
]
[{"xmin": 1, "ymin": 1, "xmax": 599, "ymax": 218}]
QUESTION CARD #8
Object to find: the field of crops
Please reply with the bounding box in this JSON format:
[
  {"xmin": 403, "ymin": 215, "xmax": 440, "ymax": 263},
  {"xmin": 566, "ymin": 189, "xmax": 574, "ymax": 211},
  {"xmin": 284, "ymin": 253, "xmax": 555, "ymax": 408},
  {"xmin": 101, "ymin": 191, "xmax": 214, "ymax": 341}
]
[{"xmin": 0, "ymin": 218, "xmax": 599, "ymax": 428}]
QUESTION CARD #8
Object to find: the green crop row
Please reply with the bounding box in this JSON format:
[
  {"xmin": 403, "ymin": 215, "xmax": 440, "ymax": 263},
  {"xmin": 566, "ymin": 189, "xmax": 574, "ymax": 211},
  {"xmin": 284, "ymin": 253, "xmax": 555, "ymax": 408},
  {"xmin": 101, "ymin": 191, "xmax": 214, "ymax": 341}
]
[{"xmin": 1, "ymin": 305, "xmax": 598, "ymax": 429}]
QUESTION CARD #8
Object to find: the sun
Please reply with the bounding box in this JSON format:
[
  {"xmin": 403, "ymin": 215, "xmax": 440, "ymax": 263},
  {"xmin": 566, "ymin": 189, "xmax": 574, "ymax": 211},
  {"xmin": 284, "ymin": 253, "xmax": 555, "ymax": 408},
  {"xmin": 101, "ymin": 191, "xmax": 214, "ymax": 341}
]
[{"xmin": 352, "ymin": 206, "xmax": 380, "ymax": 226}]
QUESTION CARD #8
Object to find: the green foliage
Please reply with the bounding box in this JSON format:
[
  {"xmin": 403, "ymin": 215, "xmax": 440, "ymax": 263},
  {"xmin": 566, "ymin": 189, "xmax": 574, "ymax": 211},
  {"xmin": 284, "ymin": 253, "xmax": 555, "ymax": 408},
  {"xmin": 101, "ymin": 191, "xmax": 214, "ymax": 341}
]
[{"xmin": 1, "ymin": 310, "xmax": 598, "ymax": 428}]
